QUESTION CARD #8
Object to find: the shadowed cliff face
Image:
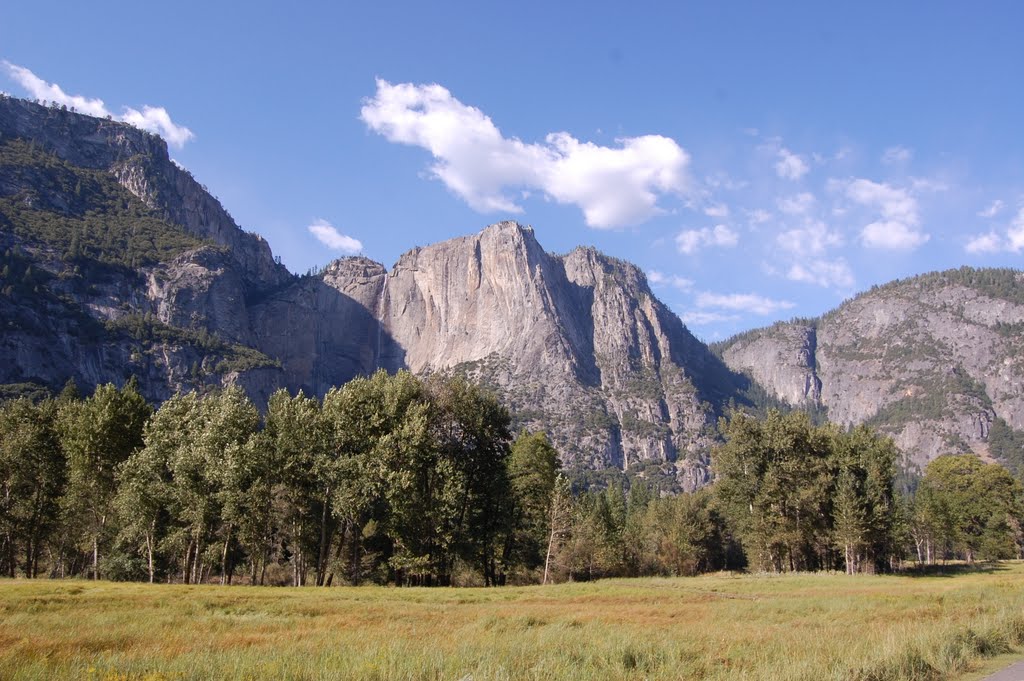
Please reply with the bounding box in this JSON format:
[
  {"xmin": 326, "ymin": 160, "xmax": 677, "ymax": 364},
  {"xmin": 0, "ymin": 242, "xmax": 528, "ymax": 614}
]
[
  {"xmin": 1, "ymin": 98, "xmax": 742, "ymax": 487},
  {"xmin": 278, "ymin": 222, "xmax": 739, "ymax": 490},
  {"xmin": 718, "ymin": 270, "xmax": 1024, "ymax": 467}
]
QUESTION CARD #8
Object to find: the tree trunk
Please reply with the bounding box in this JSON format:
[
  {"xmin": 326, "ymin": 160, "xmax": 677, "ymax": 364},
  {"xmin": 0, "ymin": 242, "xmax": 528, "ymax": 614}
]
[
  {"xmin": 183, "ymin": 540, "xmax": 193, "ymax": 584},
  {"xmin": 146, "ymin": 532, "xmax": 154, "ymax": 584},
  {"xmin": 92, "ymin": 535, "xmax": 99, "ymax": 580},
  {"xmin": 317, "ymin": 493, "xmax": 331, "ymax": 586},
  {"xmin": 220, "ymin": 526, "xmax": 232, "ymax": 586}
]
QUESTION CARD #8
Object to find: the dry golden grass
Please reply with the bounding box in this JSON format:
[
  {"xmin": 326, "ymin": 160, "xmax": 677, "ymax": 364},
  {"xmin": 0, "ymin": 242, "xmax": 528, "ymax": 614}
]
[{"xmin": 3, "ymin": 563, "xmax": 1024, "ymax": 680}]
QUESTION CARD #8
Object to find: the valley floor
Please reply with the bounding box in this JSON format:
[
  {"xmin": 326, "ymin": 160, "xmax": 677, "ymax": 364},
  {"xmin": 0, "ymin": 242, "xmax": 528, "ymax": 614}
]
[{"xmin": 4, "ymin": 564, "xmax": 1024, "ymax": 680}]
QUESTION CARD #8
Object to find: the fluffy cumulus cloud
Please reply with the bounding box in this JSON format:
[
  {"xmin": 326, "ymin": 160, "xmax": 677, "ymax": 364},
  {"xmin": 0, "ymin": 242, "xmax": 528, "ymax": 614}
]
[
  {"xmin": 965, "ymin": 232, "xmax": 1004, "ymax": 254},
  {"xmin": 3, "ymin": 61, "xmax": 194, "ymax": 148},
  {"xmin": 775, "ymin": 147, "xmax": 809, "ymax": 181},
  {"xmin": 786, "ymin": 259, "xmax": 855, "ymax": 288},
  {"xmin": 646, "ymin": 270, "xmax": 694, "ymax": 291},
  {"xmin": 308, "ymin": 219, "xmax": 363, "ymax": 254},
  {"xmin": 859, "ymin": 220, "xmax": 930, "ymax": 250},
  {"xmin": 776, "ymin": 192, "xmax": 816, "ymax": 215},
  {"xmin": 746, "ymin": 208, "xmax": 772, "ymax": 226},
  {"xmin": 675, "ymin": 224, "xmax": 738, "ymax": 254},
  {"xmin": 680, "ymin": 310, "xmax": 739, "ymax": 326},
  {"xmin": 966, "ymin": 208, "xmax": 1024, "ymax": 254},
  {"xmin": 840, "ymin": 178, "xmax": 930, "ymax": 250},
  {"xmin": 695, "ymin": 291, "xmax": 795, "ymax": 316},
  {"xmin": 120, "ymin": 106, "xmax": 194, "ymax": 148},
  {"xmin": 776, "ymin": 221, "xmax": 843, "ymax": 257},
  {"xmin": 360, "ymin": 79, "xmax": 690, "ymax": 229},
  {"xmin": 703, "ymin": 202, "xmax": 730, "ymax": 218}
]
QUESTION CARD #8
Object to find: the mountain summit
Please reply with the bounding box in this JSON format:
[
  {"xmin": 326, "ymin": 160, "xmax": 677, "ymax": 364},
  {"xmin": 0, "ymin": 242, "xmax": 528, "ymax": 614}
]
[
  {"xmin": 4, "ymin": 95, "xmax": 1024, "ymax": 484},
  {"xmin": 0, "ymin": 96, "xmax": 742, "ymax": 489}
]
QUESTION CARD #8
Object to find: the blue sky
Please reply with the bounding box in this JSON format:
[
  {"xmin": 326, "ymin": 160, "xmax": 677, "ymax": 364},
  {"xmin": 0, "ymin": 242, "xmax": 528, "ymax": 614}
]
[{"xmin": 3, "ymin": 1, "xmax": 1023, "ymax": 340}]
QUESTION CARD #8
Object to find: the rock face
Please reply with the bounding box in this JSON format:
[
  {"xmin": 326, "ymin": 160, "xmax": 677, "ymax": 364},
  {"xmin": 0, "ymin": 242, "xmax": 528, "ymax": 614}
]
[
  {"xmin": 9, "ymin": 96, "xmax": 1024, "ymax": 480},
  {"xmin": 718, "ymin": 270, "xmax": 1024, "ymax": 466},
  {"xmin": 249, "ymin": 222, "xmax": 734, "ymax": 489},
  {"xmin": 1, "ymin": 96, "xmax": 742, "ymax": 488},
  {"xmin": 719, "ymin": 322, "xmax": 821, "ymax": 407},
  {"xmin": 0, "ymin": 96, "xmax": 289, "ymax": 291}
]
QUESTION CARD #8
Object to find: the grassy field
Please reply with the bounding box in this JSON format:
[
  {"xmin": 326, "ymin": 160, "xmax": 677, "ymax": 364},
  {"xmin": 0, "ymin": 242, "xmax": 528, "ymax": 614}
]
[{"xmin": 4, "ymin": 565, "xmax": 1024, "ymax": 680}]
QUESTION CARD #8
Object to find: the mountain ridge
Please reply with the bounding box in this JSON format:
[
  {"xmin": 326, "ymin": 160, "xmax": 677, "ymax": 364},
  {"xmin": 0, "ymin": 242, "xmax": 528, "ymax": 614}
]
[
  {"xmin": 5, "ymin": 94, "xmax": 1024, "ymax": 484},
  {"xmin": 717, "ymin": 266, "xmax": 1024, "ymax": 469},
  {"xmin": 0, "ymin": 96, "xmax": 746, "ymax": 489}
]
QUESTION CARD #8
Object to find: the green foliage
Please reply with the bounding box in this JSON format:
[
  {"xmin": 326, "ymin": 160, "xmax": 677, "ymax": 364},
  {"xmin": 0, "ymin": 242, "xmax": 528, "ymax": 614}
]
[
  {"xmin": 506, "ymin": 431, "xmax": 560, "ymax": 573},
  {"xmin": 713, "ymin": 410, "xmax": 900, "ymax": 573},
  {"xmin": 105, "ymin": 314, "xmax": 281, "ymax": 374},
  {"xmin": 5, "ymin": 368, "xmax": 1017, "ymax": 587},
  {"xmin": 0, "ymin": 245, "xmax": 53, "ymax": 299},
  {"xmin": 0, "ymin": 397, "xmax": 65, "ymax": 577},
  {"xmin": 0, "ymin": 382, "xmax": 52, "ymax": 403},
  {"xmin": 0, "ymin": 138, "xmax": 208, "ymax": 267},
  {"xmin": 988, "ymin": 416, "xmax": 1024, "ymax": 476},
  {"xmin": 56, "ymin": 379, "xmax": 152, "ymax": 579},
  {"xmin": 911, "ymin": 454, "xmax": 1024, "ymax": 563}
]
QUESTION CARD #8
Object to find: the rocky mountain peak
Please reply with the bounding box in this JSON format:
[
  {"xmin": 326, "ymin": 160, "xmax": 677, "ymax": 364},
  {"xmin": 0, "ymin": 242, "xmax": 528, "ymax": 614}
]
[{"xmin": 718, "ymin": 268, "xmax": 1024, "ymax": 468}]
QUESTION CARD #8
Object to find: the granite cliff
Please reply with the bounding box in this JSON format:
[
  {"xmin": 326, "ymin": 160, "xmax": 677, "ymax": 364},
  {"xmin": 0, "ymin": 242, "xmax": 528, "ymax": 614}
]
[
  {"xmin": 0, "ymin": 96, "xmax": 743, "ymax": 489},
  {"xmin": 251, "ymin": 222, "xmax": 739, "ymax": 489},
  {"xmin": 717, "ymin": 270, "xmax": 1024, "ymax": 469},
  {"xmin": 7, "ymin": 95, "xmax": 1024, "ymax": 482}
]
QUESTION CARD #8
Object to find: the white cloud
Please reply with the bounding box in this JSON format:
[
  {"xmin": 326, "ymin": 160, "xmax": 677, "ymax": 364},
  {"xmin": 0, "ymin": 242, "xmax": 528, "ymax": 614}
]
[
  {"xmin": 360, "ymin": 79, "xmax": 690, "ymax": 229},
  {"xmin": 121, "ymin": 105, "xmax": 194, "ymax": 148},
  {"xmin": 776, "ymin": 192, "xmax": 816, "ymax": 215},
  {"xmin": 703, "ymin": 202, "xmax": 730, "ymax": 218},
  {"xmin": 746, "ymin": 208, "xmax": 772, "ymax": 226},
  {"xmin": 968, "ymin": 209, "xmax": 1024, "ymax": 253},
  {"xmin": 695, "ymin": 291, "xmax": 795, "ymax": 315},
  {"xmin": 840, "ymin": 178, "xmax": 930, "ymax": 250},
  {"xmin": 3, "ymin": 60, "xmax": 108, "ymax": 116},
  {"xmin": 704, "ymin": 173, "xmax": 748, "ymax": 191},
  {"xmin": 308, "ymin": 219, "xmax": 363, "ymax": 254},
  {"xmin": 860, "ymin": 220, "xmax": 930, "ymax": 250},
  {"xmin": 965, "ymin": 232, "xmax": 1003, "ymax": 254},
  {"xmin": 881, "ymin": 146, "xmax": 912, "ymax": 165},
  {"xmin": 844, "ymin": 178, "xmax": 918, "ymax": 223},
  {"xmin": 680, "ymin": 310, "xmax": 739, "ymax": 326},
  {"xmin": 675, "ymin": 224, "xmax": 739, "ymax": 254},
  {"xmin": 1010, "ymin": 210, "xmax": 1024, "ymax": 252},
  {"xmin": 978, "ymin": 200, "xmax": 1005, "ymax": 218},
  {"xmin": 776, "ymin": 221, "xmax": 843, "ymax": 256},
  {"xmin": 786, "ymin": 259, "xmax": 855, "ymax": 288},
  {"xmin": 3, "ymin": 61, "xmax": 194, "ymax": 148},
  {"xmin": 775, "ymin": 147, "xmax": 809, "ymax": 181},
  {"xmin": 646, "ymin": 270, "xmax": 694, "ymax": 291},
  {"xmin": 909, "ymin": 177, "xmax": 947, "ymax": 193}
]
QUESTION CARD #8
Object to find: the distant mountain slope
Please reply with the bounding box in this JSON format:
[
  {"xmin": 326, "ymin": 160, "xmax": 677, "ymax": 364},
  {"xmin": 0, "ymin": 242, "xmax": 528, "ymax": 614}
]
[
  {"xmin": 17, "ymin": 95, "xmax": 1022, "ymax": 483},
  {"xmin": 0, "ymin": 95, "xmax": 286, "ymax": 404},
  {"xmin": 717, "ymin": 268, "xmax": 1024, "ymax": 469},
  {"xmin": 0, "ymin": 96, "xmax": 750, "ymax": 489}
]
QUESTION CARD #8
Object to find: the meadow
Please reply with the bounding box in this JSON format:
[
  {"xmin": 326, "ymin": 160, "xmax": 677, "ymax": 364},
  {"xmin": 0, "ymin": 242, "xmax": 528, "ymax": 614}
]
[{"xmin": 4, "ymin": 564, "xmax": 1024, "ymax": 681}]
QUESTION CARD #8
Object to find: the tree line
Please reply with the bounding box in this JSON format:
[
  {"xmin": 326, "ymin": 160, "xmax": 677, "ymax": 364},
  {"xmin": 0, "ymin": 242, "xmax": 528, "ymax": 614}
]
[{"xmin": 2, "ymin": 375, "xmax": 1022, "ymax": 585}]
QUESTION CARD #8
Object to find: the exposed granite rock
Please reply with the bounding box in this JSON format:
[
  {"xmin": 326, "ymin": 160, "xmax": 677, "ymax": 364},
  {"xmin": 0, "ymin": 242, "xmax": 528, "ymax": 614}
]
[
  {"xmin": 718, "ymin": 271, "xmax": 1024, "ymax": 466},
  {"xmin": 720, "ymin": 322, "xmax": 821, "ymax": 407},
  {"xmin": 249, "ymin": 222, "xmax": 731, "ymax": 488}
]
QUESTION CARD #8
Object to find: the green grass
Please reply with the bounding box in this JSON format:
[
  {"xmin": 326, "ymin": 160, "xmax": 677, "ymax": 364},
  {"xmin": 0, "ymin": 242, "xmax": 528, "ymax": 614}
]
[{"xmin": 4, "ymin": 564, "xmax": 1024, "ymax": 680}]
